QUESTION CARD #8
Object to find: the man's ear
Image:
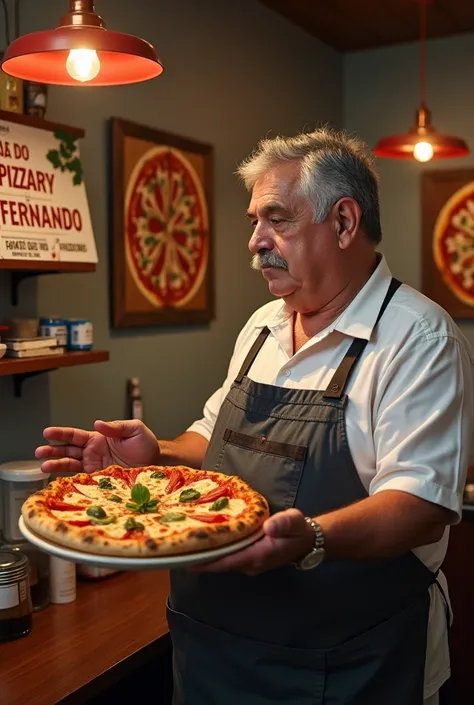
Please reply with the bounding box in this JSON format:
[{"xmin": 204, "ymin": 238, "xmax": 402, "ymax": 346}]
[{"xmin": 334, "ymin": 198, "xmax": 362, "ymax": 249}]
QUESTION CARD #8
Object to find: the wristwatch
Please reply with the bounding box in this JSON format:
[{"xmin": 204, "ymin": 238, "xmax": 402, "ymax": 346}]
[{"xmin": 295, "ymin": 517, "xmax": 326, "ymax": 570}]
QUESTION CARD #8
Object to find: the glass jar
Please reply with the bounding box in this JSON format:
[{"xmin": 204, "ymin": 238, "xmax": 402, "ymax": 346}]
[
  {"xmin": 0, "ymin": 550, "xmax": 32, "ymax": 642},
  {"xmin": 0, "ymin": 460, "xmax": 50, "ymax": 543}
]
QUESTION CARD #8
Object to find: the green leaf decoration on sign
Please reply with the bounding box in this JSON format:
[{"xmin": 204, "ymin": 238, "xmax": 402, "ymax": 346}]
[{"xmin": 46, "ymin": 128, "xmax": 83, "ymax": 186}]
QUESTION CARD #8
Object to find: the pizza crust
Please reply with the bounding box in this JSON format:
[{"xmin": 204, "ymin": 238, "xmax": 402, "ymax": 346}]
[{"xmin": 22, "ymin": 465, "xmax": 269, "ymax": 558}]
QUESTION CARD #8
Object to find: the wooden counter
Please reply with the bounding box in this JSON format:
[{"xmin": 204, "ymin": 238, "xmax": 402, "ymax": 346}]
[{"xmin": 0, "ymin": 571, "xmax": 171, "ymax": 705}]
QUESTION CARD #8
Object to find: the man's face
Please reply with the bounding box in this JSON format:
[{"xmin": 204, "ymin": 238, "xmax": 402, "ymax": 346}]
[{"xmin": 247, "ymin": 162, "xmax": 340, "ymax": 313}]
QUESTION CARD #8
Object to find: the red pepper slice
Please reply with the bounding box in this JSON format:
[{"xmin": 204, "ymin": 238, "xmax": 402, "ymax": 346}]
[
  {"xmin": 191, "ymin": 513, "xmax": 229, "ymax": 524},
  {"xmin": 127, "ymin": 467, "xmax": 144, "ymax": 488},
  {"xmin": 48, "ymin": 500, "xmax": 86, "ymax": 511},
  {"xmin": 165, "ymin": 469, "xmax": 185, "ymax": 494},
  {"xmin": 123, "ymin": 529, "xmax": 145, "ymax": 540},
  {"xmin": 66, "ymin": 519, "xmax": 91, "ymax": 527},
  {"xmin": 196, "ymin": 483, "xmax": 231, "ymax": 504}
]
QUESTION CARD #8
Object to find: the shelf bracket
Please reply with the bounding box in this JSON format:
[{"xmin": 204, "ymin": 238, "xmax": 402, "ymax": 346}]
[
  {"xmin": 10, "ymin": 270, "xmax": 59, "ymax": 306},
  {"xmin": 13, "ymin": 370, "xmax": 49, "ymax": 398}
]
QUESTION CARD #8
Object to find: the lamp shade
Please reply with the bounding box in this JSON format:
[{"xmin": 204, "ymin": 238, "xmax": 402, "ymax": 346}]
[
  {"xmin": 373, "ymin": 106, "xmax": 469, "ymax": 161},
  {"xmin": 373, "ymin": 131, "xmax": 469, "ymax": 160},
  {"xmin": 1, "ymin": 27, "xmax": 163, "ymax": 86}
]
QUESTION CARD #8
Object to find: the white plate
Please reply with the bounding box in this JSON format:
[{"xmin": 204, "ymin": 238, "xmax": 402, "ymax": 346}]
[{"xmin": 18, "ymin": 516, "xmax": 264, "ymax": 571}]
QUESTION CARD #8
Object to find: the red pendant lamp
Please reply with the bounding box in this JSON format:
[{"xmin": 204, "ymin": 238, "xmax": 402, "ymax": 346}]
[
  {"xmin": 373, "ymin": 0, "xmax": 468, "ymax": 162},
  {"xmin": 0, "ymin": 0, "xmax": 163, "ymax": 87}
]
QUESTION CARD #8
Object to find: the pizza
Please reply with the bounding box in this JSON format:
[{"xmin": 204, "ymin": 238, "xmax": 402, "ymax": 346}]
[
  {"xmin": 433, "ymin": 181, "xmax": 474, "ymax": 306},
  {"xmin": 125, "ymin": 146, "xmax": 209, "ymax": 309},
  {"xmin": 21, "ymin": 465, "xmax": 269, "ymax": 558}
]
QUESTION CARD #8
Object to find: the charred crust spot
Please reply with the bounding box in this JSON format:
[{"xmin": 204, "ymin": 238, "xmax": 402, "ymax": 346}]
[
  {"xmin": 28, "ymin": 509, "xmax": 36, "ymax": 518},
  {"xmin": 56, "ymin": 523, "xmax": 69, "ymax": 533},
  {"xmin": 255, "ymin": 510, "xmax": 265, "ymax": 517},
  {"xmin": 145, "ymin": 539, "xmax": 158, "ymax": 550},
  {"xmin": 216, "ymin": 525, "xmax": 230, "ymax": 534},
  {"xmin": 189, "ymin": 530, "xmax": 209, "ymax": 540},
  {"xmin": 237, "ymin": 521, "xmax": 245, "ymax": 532},
  {"xmin": 83, "ymin": 535, "xmax": 94, "ymax": 544}
]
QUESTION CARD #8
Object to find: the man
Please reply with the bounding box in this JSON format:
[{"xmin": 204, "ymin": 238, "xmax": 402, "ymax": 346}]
[{"xmin": 37, "ymin": 128, "xmax": 473, "ymax": 705}]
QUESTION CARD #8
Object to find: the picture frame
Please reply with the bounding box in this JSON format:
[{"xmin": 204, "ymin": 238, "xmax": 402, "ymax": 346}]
[
  {"xmin": 421, "ymin": 168, "xmax": 474, "ymax": 318},
  {"xmin": 110, "ymin": 117, "xmax": 214, "ymax": 328}
]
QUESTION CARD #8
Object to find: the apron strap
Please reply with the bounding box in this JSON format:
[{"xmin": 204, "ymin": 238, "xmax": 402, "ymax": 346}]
[
  {"xmin": 235, "ymin": 327, "xmax": 271, "ymax": 383},
  {"xmin": 323, "ymin": 278, "xmax": 402, "ymax": 400}
]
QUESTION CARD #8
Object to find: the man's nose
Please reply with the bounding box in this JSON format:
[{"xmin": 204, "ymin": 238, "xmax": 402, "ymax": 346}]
[{"xmin": 248, "ymin": 223, "xmax": 272, "ymax": 253}]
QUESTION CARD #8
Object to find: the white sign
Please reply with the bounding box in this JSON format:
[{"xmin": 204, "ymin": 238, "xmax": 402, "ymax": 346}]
[{"xmin": 0, "ymin": 117, "xmax": 98, "ymax": 263}]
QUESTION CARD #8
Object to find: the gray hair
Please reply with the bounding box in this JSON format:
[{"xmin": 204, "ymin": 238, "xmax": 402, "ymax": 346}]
[{"xmin": 237, "ymin": 126, "xmax": 382, "ymax": 245}]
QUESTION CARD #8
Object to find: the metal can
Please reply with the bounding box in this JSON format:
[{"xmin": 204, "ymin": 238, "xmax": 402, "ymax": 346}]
[
  {"xmin": 0, "ymin": 550, "xmax": 32, "ymax": 642},
  {"xmin": 39, "ymin": 317, "xmax": 67, "ymax": 347},
  {"xmin": 66, "ymin": 319, "xmax": 93, "ymax": 351}
]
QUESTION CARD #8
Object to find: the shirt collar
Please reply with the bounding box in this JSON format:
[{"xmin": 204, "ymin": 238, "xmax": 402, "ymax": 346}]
[{"xmin": 255, "ymin": 254, "xmax": 394, "ymax": 342}]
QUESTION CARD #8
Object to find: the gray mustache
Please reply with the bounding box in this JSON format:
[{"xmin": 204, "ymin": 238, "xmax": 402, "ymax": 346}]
[{"xmin": 251, "ymin": 250, "xmax": 289, "ymax": 271}]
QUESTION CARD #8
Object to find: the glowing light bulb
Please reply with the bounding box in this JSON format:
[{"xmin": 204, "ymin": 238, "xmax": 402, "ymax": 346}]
[
  {"xmin": 66, "ymin": 49, "xmax": 100, "ymax": 83},
  {"xmin": 413, "ymin": 141, "xmax": 434, "ymax": 162}
]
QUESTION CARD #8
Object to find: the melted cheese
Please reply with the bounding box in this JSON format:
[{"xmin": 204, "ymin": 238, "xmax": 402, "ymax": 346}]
[
  {"xmin": 163, "ymin": 478, "xmax": 219, "ymax": 505},
  {"xmin": 190, "ymin": 498, "xmax": 246, "ymax": 517},
  {"xmin": 135, "ymin": 471, "xmax": 169, "ymax": 497}
]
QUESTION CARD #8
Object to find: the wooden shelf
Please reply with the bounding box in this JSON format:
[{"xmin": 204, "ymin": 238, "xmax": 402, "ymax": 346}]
[
  {"xmin": 0, "ymin": 349, "xmax": 109, "ymax": 376},
  {"xmin": 0, "ymin": 109, "xmax": 85, "ymax": 137},
  {"xmin": 0, "ymin": 261, "xmax": 96, "ymax": 272},
  {"xmin": 0, "ymin": 350, "xmax": 110, "ymax": 396}
]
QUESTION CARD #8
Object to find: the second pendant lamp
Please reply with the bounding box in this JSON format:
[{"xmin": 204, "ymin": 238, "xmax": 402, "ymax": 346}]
[{"xmin": 373, "ymin": 0, "xmax": 469, "ymax": 162}]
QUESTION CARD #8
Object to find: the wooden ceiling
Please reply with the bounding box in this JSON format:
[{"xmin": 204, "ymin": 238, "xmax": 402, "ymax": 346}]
[{"xmin": 259, "ymin": 0, "xmax": 474, "ymax": 52}]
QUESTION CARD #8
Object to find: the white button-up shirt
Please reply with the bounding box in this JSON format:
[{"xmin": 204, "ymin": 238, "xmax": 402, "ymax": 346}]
[{"xmin": 188, "ymin": 255, "xmax": 474, "ymax": 698}]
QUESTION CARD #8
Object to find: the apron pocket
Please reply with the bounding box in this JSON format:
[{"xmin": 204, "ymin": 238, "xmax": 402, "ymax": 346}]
[
  {"xmin": 215, "ymin": 428, "xmax": 307, "ymax": 513},
  {"xmin": 167, "ymin": 600, "xmax": 325, "ymax": 705}
]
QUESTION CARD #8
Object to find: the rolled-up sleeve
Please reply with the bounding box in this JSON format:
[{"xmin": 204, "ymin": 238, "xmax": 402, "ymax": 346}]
[{"xmin": 370, "ymin": 333, "xmax": 474, "ymax": 522}]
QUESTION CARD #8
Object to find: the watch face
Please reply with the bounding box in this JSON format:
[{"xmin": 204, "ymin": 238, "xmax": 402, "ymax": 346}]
[{"xmin": 300, "ymin": 549, "xmax": 325, "ymax": 571}]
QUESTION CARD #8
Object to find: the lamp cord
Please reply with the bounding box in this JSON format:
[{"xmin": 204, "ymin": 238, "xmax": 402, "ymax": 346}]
[
  {"xmin": 1, "ymin": 0, "xmax": 11, "ymax": 46},
  {"xmin": 419, "ymin": 0, "xmax": 427, "ymax": 108}
]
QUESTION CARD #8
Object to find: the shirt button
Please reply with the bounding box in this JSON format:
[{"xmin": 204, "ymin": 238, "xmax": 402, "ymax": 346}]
[{"xmin": 284, "ymin": 369, "xmax": 291, "ymax": 377}]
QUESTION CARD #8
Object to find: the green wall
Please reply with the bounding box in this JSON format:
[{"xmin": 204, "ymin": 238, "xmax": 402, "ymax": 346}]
[{"xmin": 0, "ymin": 0, "xmax": 342, "ymax": 460}]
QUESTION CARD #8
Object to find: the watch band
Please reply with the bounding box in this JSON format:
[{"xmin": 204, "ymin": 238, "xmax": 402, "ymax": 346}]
[
  {"xmin": 293, "ymin": 517, "xmax": 326, "ymax": 570},
  {"xmin": 304, "ymin": 516, "xmax": 325, "ymax": 550}
]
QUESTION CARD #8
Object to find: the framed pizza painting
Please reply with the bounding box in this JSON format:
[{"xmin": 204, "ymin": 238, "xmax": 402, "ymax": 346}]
[
  {"xmin": 422, "ymin": 169, "xmax": 474, "ymax": 318},
  {"xmin": 110, "ymin": 118, "xmax": 214, "ymax": 328}
]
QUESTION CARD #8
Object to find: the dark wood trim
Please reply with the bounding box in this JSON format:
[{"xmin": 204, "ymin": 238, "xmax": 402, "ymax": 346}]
[{"xmin": 0, "ymin": 109, "xmax": 85, "ymax": 138}]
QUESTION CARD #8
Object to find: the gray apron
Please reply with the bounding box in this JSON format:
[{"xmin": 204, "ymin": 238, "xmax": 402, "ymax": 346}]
[{"xmin": 168, "ymin": 278, "xmax": 437, "ymax": 704}]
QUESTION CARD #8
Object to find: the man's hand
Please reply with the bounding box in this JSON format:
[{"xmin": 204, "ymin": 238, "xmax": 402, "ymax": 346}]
[
  {"xmin": 35, "ymin": 419, "xmax": 160, "ymax": 474},
  {"xmin": 191, "ymin": 508, "xmax": 314, "ymax": 575}
]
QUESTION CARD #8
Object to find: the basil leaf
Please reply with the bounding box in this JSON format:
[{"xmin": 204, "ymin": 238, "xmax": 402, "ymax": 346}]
[
  {"xmin": 109, "ymin": 495, "xmax": 122, "ymax": 503},
  {"xmin": 90, "ymin": 515, "xmax": 117, "ymax": 525},
  {"xmin": 86, "ymin": 505, "xmax": 106, "ymax": 519},
  {"xmin": 158, "ymin": 512, "xmax": 186, "ymax": 523},
  {"xmin": 131, "ymin": 483, "xmax": 150, "ymax": 505},
  {"xmin": 125, "ymin": 517, "xmax": 144, "ymax": 531},
  {"xmin": 209, "ymin": 497, "xmax": 229, "ymax": 511},
  {"xmin": 98, "ymin": 478, "xmax": 114, "ymax": 490},
  {"xmin": 179, "ymin": 488, "xmax": 201, "ymax": 503},
  {"xmin": 144, "ymin": 499, "xmax": 159, "ymax": 513},
  {"xmin": 150, "ymin": 471, "xmax": 166, "ymax": 479},
  {"xmin": 125, "ymin": 502, "xmax": 141, "ymax": 512}
]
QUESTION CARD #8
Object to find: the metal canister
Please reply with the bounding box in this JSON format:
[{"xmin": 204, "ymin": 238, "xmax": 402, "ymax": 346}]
[
  {"xmin": 39, "ymin": 317, "xmax": 68, "ymax": 347},
  {"xmin": 66, "ymin": 319, "xmax": 93, "ymax": 351},
  {"xmin": 0, "ymin": 550, "xmax": 32, "ymax": 642}
]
